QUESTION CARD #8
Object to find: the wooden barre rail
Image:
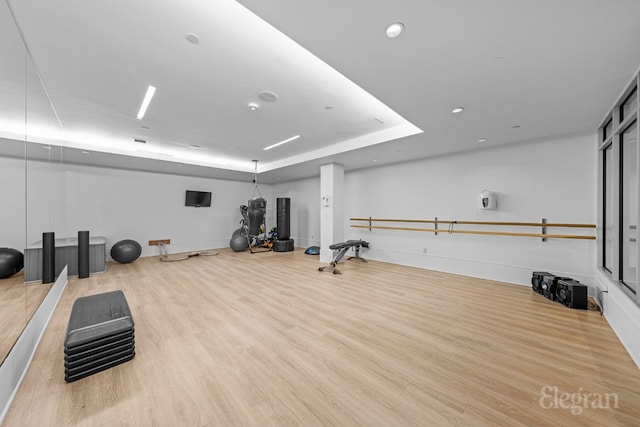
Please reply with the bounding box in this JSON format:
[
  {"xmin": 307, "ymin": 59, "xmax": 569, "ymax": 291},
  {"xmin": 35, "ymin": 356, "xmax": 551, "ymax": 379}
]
[
  {"xmin": 350, "ymin": 225, "xmax": 596, "ymax": 240},
  {"xmin": 350, "ymin": 218, "xmax": 596, "ymax": 228},
  {"xmin": 350, "ymin": 217, "xmax": 597, "ymax": 240}
]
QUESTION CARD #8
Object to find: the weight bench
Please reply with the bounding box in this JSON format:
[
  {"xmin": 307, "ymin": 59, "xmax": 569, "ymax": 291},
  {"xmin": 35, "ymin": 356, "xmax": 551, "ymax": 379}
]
[
  {"xmin": 318, "ymin": 239, "xmax": 369, "ymax": 274},
  {"xmin": 64, "ymin": 290, "xmax": 135, "ymax": 382}
]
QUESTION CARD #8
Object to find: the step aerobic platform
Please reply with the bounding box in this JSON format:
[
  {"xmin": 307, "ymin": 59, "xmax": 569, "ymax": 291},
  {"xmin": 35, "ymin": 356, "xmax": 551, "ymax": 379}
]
[{"xmin": 64, "ymin": 290, "xmax": 135, "ymax": 382}]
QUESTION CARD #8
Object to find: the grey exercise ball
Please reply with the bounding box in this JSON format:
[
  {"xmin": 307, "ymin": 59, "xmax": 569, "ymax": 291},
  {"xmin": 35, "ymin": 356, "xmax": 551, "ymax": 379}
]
[
  {"xmin": 110, "ymin": 239, "xmax": 142, "ymax": 264},
  {"xmin": 0, "ymin": 247, "xmax": 24, "ymax": 279},
  {"xmin": 230, "ymin": 228, "xmax": 249, "ymax": 252}
]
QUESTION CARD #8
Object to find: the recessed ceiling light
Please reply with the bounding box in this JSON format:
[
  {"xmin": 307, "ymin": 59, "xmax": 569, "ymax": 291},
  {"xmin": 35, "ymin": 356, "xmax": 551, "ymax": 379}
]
[
  {"xmin": 258, "ymin": 90, "xmax": 278, "ymax": 102},
  {"xmin": 81, "ymin": 150, "xmax": 90, "ymax": 154},
  {"xmin": 176, "ymin": 163, "xmax": 182, "ymax": 166},
  {"xmin": 186, "ymin": 33, "xmax": 200, "ymax": 44},
  {"xmin": 263, "ymin": 134, "xmax": 301, "ymax": 151},
  {"xmin": 43, "ymin": 145, "xmax": 52, "ymax": 150},
  {"xmin": 248, "ymin": 102, "xmax": 259, "ymax": 111},
  {"xmin": 386, "ymin": 22, "xmax": 404, "ymax": 38},
  {"xmin": 478, "ymin": 138, "xmax": 488, "ymax": 143},
  {"xmin": 137, "ymin": 85, "xmax": 156, "ymax": 120},
  {"xmin": 372, "ymin": 159, "xmax": 379, "ymax": 162},
  {"xmin": 451, "ymin": 107, "xmax": 464, "ymax": 114}
]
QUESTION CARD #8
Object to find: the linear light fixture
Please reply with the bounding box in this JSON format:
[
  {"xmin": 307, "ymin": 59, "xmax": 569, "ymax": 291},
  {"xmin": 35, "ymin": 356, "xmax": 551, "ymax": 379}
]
[
  {"xmin": 263, "ymin": 134, "xmax": 300, "ymax": 151},
  {"xmin": 136, "ymin": 85, "xmax": 156, "ymax": 120}
]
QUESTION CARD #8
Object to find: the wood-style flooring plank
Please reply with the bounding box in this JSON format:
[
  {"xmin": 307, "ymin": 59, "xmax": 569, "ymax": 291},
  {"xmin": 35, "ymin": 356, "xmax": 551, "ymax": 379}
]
[{"xmin": 3, "ymin": 248, "xmax": 640, "ymax": 426}]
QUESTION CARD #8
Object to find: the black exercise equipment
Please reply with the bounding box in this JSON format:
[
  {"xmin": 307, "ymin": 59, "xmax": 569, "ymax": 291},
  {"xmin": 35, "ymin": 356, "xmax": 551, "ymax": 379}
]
[
  {"xmin": 0, "ymin": 247, "xmax": 23, "ymax": 279},
  {"xmin": 273, "ymin": 239, "xmax": 294, "ymax": 252},
  {"xmin": 274, "ymin": 197, "xmax": 294, "ymax": 252},
  {"xmin": 231, "ymin": 160, "xmax": 272, "ymax": 253},
  {"xmin": 276, "ymin": 198, "xmax": 290, "ymax": 239},
  {"xmin": 78, "ymin": 230, "xmax": 90, "ymax": 279},
  {"xmin": 230, "ymin": 227, "xmax": 249, "ymax": 252},
  {"xmin": 110, "ymin": 239, "xmax": 142, "ymax": 264},
  {"xmin": 236, "ymin": 198, "xmax": 271, "ymax": 253},
  {"xmin": 318, "ymin": 239, "xmax": 369, "ymax": 274},
  {"xmin": 64, "ymin": 290, "xmax": 135, "ymax": 382},
  {"xmin": 42, "ymin": 232, "xmax": 55, "ymax": 283},
  {"xmin": 247, "ymin": 197, "xmax": 266, "ymax": 237}
]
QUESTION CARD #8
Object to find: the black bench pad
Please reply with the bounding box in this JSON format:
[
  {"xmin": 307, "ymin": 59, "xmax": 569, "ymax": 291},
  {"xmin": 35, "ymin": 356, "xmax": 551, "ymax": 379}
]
[{"xmin": 329, "ymin": 239, "xmax": 369, "ymax": 250}]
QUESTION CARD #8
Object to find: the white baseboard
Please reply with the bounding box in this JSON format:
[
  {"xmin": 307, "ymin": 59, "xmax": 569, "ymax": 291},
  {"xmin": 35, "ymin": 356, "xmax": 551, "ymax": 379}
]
[{"xmin": 595, "ymin": 270, "xmax": 640, "ymax": 369}]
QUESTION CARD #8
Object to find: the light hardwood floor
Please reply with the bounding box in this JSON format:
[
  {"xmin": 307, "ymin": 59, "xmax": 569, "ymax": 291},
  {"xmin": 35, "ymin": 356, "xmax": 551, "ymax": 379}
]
[
  {"xmin": 0, "ymin": 272, "xmax": 51, "ymax": 364},
  {"xmin": 3, "ymin": 248, "xmax": 640, "ymax": 426}
]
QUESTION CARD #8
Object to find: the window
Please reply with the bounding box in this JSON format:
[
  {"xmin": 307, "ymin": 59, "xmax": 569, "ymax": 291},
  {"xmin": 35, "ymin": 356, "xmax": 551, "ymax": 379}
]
[
  {"xmin": 599, "ymin": 81, "xmax": 638, "ymax": 306},
  {"xmin": 603, "ymin": 143, "xmax": 614, "ymax": 273},
  {"xmin": 620, "ymin": 87, "xmax": 638, "ymax": 124},
  {"xmin": 620, "ymin": 120, "xmax": 637, "ymax": 294},
  {"xmin": 603, "ymin": 118, "xmax": 613, "ymax": 142}
]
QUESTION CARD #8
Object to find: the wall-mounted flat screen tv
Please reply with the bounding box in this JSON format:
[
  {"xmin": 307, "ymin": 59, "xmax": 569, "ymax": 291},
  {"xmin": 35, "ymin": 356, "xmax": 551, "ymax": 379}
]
[{"xmin": 185, "ymin": 190, "xmax": 212, "ymax": 207}]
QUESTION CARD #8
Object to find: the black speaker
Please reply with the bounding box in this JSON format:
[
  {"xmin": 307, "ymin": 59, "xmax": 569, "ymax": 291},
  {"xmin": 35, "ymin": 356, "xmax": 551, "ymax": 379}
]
[
  {"xmin": 555, "ymin": 279, "xmax": 588, "ymax": 310},
  {"xmin": 276, "ymin": 198, "xmax": 291, "ymax": 240},
  {"xmin": 541, "ymin": 275, "xmax": 572, "ymax": 301},
  {"xmin": 531, "ymin": 271, "xmax": 553, "ymax": 294}
]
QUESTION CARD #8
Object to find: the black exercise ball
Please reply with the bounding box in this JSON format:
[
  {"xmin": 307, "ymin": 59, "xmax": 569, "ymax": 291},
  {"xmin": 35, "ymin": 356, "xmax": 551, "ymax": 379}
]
[
  {"xmin": 230, "ymin": 228, "xmax": 249, "ymax": 252},
  {"xmin": 0, "ymin": 248, "xmax": 24, "ymax": 279},
  {"xmin": 110, "ymin": 239, "xmax": 142, "ymax": 264}
]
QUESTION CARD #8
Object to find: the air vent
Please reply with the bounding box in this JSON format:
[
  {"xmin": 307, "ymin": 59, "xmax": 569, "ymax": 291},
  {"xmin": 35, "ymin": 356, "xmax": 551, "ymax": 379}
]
[{"xmin": 258, "ymin": 90, "xmax": 278, "ymax": 102}]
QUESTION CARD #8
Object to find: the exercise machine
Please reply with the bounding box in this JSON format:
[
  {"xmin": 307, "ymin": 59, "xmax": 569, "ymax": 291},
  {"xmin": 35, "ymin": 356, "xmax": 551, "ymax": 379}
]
[
  {"xmin": 239, "ymin": 160, "xmax": 271, "ymax": 253},
  {"xmin": 318, "ymin": 239, "xmax": 369, "ymax": 274}
]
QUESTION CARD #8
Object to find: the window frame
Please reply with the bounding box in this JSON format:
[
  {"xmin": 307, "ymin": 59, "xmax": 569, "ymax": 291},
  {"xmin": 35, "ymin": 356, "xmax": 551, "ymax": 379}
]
[{"xmin": 598, "ymin": 76, "xmax": 639, "ymax": 306}]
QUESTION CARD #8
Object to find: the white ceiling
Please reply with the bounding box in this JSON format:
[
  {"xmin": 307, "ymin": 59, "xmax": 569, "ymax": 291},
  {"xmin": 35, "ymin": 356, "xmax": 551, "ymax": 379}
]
[{"xmin": 2, "ymin": 0, "xmax": 640, "ymax": 184}]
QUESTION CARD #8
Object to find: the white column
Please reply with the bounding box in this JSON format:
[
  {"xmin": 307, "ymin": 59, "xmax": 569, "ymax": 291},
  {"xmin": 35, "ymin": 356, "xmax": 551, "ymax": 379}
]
[{"xmin": 320, "ymin": 163, "xmax": 344, "ymax": 262}]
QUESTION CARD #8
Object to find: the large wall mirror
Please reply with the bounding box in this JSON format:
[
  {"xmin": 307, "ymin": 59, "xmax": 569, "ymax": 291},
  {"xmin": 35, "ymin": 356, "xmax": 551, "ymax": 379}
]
[{"xmin": 0, "ymin": 1, "xmax": 67, "ymax": 365}]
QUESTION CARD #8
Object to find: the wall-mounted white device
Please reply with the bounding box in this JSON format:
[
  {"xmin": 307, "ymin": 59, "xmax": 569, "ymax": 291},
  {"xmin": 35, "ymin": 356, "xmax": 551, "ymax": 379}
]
[
  {"xmin": 479, "ymin": 190, "xmax": 496, "ymax": 210},
  {"xmin": 322, "ymin": 195, "xmax": 330, "ymax": 207}
]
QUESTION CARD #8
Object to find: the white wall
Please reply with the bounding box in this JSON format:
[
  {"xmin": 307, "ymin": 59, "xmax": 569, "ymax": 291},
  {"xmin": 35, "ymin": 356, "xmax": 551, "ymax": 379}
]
[
  {"xmin": 26, "ymin": 158, "xmax": 68, "ymax": 245},
  {"xmin": 275, "ymin": 133, "xmax": 597, "ymax": 289},
  {"xmin": 2, "ymin": 156, "xmax": 277, "ymax": 257},
  {"xmin": 345, "ymin": 133, "xmax": 597, "ymax": 287},
  {"xmin": 64, "ymin": 164, "xmax": 271, "ymax": 258},
  {"xmin": 0, "ymin": 157, "xmax": 25, "ymax": 250},
  {"xmin": 0, "ymin": 156, "xmax": 68, "ymax": 250}
]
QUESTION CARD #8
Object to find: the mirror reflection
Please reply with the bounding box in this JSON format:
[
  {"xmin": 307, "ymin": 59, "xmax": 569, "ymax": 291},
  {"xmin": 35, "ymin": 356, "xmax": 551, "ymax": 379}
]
[
  {"xmin": 0, "ymin": 0, "xmax": 27, "ymax": 364},
  {"xmin": 0, "ymin": 2, "xmax": 67, "ymax": 364}
]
